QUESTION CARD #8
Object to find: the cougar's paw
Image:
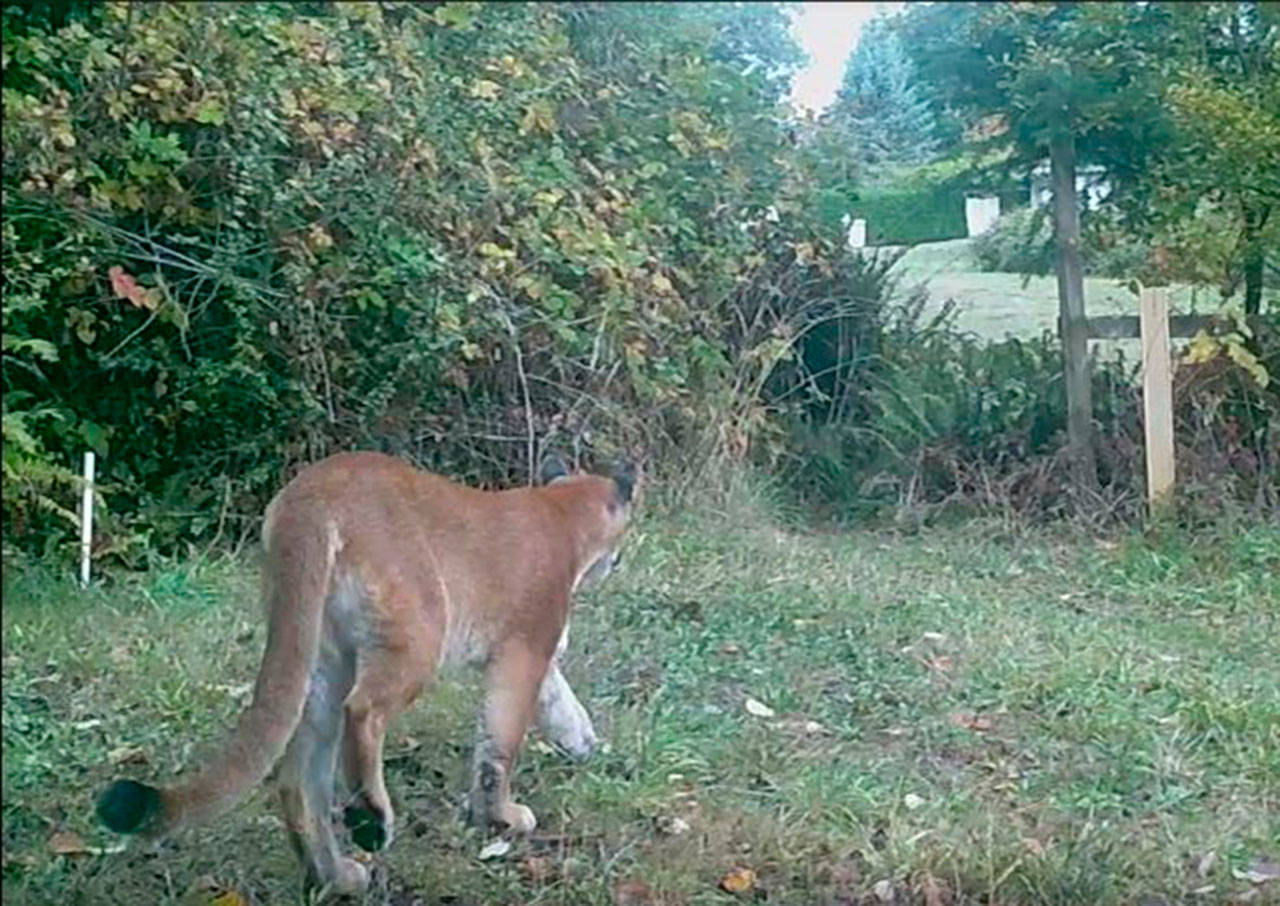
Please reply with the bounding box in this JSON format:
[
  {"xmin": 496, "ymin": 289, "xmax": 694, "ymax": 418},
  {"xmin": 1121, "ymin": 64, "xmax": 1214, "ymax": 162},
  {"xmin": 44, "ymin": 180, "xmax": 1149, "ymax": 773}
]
[
  {"xmin": 304, "ymin": 857, "xmax": 370, "ymax": 902},
  {"xmin": 344, "ymin": 799, "xmax": 392, "ymax": 852},
  {"xmin": 500, "ymin": 801, "xmax": 537, "ymax": 835},
  {"xmin": 557, "ymin": 720, "xmax": 598, "ymax": 761}
]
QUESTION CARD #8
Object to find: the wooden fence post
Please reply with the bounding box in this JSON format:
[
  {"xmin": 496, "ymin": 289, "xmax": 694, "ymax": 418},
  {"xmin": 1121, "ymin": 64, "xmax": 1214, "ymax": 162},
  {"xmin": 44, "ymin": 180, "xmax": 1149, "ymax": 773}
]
[
  {"xmin": 1050, "ymin": 132, "xmax": 1098, "ymax": 494},
  {"xmin": 1139, "ymin": 287, "xmax": 1175, "ymax": 511}
]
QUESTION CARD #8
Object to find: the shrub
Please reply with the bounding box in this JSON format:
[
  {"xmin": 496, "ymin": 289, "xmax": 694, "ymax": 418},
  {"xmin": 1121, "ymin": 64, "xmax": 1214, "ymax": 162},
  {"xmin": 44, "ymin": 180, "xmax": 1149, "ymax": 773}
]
[
  {"xmin": 972, "ymin": 206, "xmax": 1156, "ymax": 279},
  {"xmin": 1, "ymin": 1, "xmax": 827, "ymax": 560},
  {"xmin": 971, "ymin": 206, "xmax": 1055, "ymax": 275}
]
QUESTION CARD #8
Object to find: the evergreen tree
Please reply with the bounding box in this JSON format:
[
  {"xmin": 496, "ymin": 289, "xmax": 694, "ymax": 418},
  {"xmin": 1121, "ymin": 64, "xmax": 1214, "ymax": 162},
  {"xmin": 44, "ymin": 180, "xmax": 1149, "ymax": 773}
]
[{"xmin": 829, "ymin": 16, "xmax": 939, "ymax": 171}]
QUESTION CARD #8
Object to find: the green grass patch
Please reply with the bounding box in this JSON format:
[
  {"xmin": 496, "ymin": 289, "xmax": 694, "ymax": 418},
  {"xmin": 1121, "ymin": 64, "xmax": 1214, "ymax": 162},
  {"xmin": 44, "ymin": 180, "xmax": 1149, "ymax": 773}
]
[{"xmin": 3, "ymin": 510, "xmax": 1278, "ymax": 904}]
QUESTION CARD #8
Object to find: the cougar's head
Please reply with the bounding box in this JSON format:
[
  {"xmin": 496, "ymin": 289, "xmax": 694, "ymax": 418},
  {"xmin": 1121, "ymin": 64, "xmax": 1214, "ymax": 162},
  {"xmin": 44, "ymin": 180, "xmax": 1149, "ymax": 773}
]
[{"xmin": 539, "ymin": 454, "xmax": 638, "ymax": 590}]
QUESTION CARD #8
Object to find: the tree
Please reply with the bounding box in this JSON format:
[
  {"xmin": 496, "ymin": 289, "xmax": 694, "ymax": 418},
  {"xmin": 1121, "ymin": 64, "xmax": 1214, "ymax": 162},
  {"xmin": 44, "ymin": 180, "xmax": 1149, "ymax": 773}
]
[
  {"xmin": 891, "ymin": 2, "xmax": 1186, "ymax": 495},
  {"xmin": 1137, "ymin": 2, "xmax": 1280, "ymax": 315},
  {"xmin": 828, "ymin": 16, "xmax": 938, "ymax": 174}
]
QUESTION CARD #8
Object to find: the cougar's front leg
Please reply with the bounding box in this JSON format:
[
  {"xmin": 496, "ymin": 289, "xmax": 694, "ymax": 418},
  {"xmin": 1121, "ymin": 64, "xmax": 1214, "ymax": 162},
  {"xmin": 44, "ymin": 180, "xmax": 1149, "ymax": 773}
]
[
  {"xmin": 467, "ymin": 642, "xmax": 549, "ymax": 834},
  {"xmin": 536, "ymin": 661, "xmax": 597, "ymax": 760}
]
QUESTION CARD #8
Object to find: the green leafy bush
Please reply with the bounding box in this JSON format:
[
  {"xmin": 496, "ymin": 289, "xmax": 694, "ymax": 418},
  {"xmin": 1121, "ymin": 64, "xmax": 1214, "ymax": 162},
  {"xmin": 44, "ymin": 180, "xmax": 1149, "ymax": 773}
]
[
  {"xmin": 1, "ymin": 2, "xmax": 850, "ymax": 559},
  {"xmin": 972, "ymin": 206, "xmax": 1154, "ymax": 279}
]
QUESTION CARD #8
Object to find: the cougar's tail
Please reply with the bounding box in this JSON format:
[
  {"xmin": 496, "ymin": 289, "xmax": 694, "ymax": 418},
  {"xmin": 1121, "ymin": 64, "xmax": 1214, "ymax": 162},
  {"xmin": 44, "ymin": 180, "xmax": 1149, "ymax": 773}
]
[{"xmin": 97, "ymin": 515, "xmax": 336, "ymax": 838}]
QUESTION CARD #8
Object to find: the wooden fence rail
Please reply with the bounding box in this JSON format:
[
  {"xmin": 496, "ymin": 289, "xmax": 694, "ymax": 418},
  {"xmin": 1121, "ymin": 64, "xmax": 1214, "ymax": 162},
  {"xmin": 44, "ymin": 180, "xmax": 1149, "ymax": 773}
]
[
  {"xmin": 1085, "ymin": 313, "xmax": 1264, "ymax": 340},
  {"xmin": 1081, "ymin": 291, "xmax": 1262, "ymax": 513}
]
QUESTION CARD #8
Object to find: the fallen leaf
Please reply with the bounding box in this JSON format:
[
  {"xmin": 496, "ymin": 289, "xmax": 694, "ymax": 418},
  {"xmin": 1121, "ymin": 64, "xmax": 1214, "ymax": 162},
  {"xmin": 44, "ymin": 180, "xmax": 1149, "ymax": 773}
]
[
  {"xmin": 478, "ymin": 838, "xmax": 511, "ymax": 861},
  {"xmin": 921, "ymin": 874, "xmax": 949, "ymax": 906},
  {"xmin": 2, "ymin": 851, "xmax": 38, "ymax": 869},
  {"xmin": 719, "ymin": 866, "xmax": 756, "ymax": 894},
  {"xmin": 1198, "ymin": 852, "xmax": 1218, "ymax": 878},
  {"xmin": 1190, "ymin": 884, "xmax": 1215, "ymax": 895},
  {"xmin": 903, "ymin": 793, "xmax": 925, "ymax": 811},
  {"xmin": 949, "ymin": 712, "xmax": 993, "ymax": 732},
  {"xmin": 655, "ymin": 815, "xmax": 690, "ymax": 836},
  {"xmin": 744, "ymin": 697, "xmax": 775, "ymax": 719},
  {"xmin": 521, "ymin": 856, "xmax": 553, "ymax": 883},
  {"xmin": 72, "ymin": 719, "xmax": 103, "ymax": 731},
  {"xmin": 921, "ymin": 632, "xmax": 947, "ymax": 643},
  {"xmin": 209, "ymin": 890, "xmax": 249, "ymax": 906},
  {"xmin": 47, "ymin": 832, "xmax": 125, "ymax": 858},
  {"xmin": 109, "ymin": 745, "xmax": 148, "ymax": 766},
  {"xmin": 47, "ymin": 831, "xmax": 90, "ymax": 856},
  {"xmin": 1235, "ymin": 860, "xmax": 1280, "ymax": 883},
  {"xmin": 1247, "ymin": 860, "xmax": 1279, "ymax": 883},
  {"xmin": 718, "ymin": 642, "xmax": 742, "ymax": 656},
  {"xmin": 872, "ymin": 878, "xmax": 895, "ymax": 902},
  {"xmin": 612, "ymin": 878, "xmax": 656, "ymax": 905}
]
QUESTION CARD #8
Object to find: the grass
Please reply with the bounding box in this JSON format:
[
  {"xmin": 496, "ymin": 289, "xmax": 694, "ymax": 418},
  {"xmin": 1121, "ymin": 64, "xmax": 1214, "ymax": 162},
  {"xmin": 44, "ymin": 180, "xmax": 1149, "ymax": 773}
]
[
  {"xmin": 886, "ymin": 239, "xmax": 1279, "ymax": 363},
  {"xmin": 3, "ymin": 499, "xmax": 1279, "ymax": 905}
]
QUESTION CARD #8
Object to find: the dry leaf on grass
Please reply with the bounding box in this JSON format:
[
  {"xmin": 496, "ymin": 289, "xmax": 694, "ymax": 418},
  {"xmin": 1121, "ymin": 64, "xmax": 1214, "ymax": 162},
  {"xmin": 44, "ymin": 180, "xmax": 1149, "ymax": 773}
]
[
  {"xmin": 109, "ymin": 745, "xmax": 148, "ymax": 765},
  {"xmin": 872, "ymin": 878, "xmax": 895, "ymax": 902},
  {"xmin": 47, "ymin": 831, "xmax": 125, "ymax": 858},
  {"xmin": 1197, "ymin": 852, "xmax": 1218, "ymax": 877},
  {"xmin": 1234, "ymin": 860, "xmax": 1280, "ymax": 883},
  {"xmin": 478, "ymin": 838, "xmax": 512, "ymax": 861},
  {"xmin": 48, "ymin": 831, "xmax": 89, "ymax": 855},
  {"xmin": 744, "ymin": 697, "xmax": 775, "ymax": 718},
  {"xmin": 949, "ymin": 711, "xmax": 993, "ymax": 732},
  {"xmin": 921, "ymin": 874, "xmax": 950, "ymax": 906},
  {"xmin": 520, "ymin": 856, "xmax": 554, "ymax": 883},
  {"xmin": 209, "ymin": 890, "xmax": 249, "ymax": 906},
  {"xmin": 655, "ymin": 815, "xmax": 690, "ymax": 836},
  {"xmin": 719, "ymin": 866, "xmax": 757, "ymax": 894},
  {"xmin": 612, "ymin": 878, "xmax": 657, "ymax": 905},
  {"xmin": 902, "ymin": 793, "xmax": 925, "ymax": 810}
]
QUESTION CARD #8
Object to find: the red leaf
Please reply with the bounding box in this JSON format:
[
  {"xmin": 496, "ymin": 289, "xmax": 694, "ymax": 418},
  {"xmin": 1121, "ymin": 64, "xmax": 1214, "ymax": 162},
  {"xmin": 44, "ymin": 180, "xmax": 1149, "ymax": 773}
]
[{"xmin": 108, "ymin": 266, "xmax": 157, "ymax": 310}]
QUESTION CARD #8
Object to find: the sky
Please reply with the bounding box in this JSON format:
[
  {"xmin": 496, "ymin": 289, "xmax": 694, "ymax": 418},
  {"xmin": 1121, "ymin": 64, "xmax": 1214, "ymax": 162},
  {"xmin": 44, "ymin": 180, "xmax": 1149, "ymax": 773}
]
[{"xmin": 789, "ymin": 2, "xmax": 901, "ymax": 114}]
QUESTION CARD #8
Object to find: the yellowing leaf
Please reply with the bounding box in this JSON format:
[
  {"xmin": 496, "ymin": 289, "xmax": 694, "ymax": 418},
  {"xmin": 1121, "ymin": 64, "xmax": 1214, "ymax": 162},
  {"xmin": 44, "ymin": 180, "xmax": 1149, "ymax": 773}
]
[
  {"xmin": 719, "ymin": 867, "xmax": 756, "ymax": 894},
  {"xmin": 1183, "ymin": 330, "xmax": 1219, "ymax": 365},
  {"xmin": 477, "ymin": 242, "xmax": 515, "ymax": 259},
  {"xmin": 209, "ymin": 890, "xmax": 248, "ymax": 906},
  {"xmin": 520, "ymin": 102, "xmax": 555, "ymax": 136},
  {"xmin": 470, "ymin": 79, "xmax": 501, "ymax": 101}
]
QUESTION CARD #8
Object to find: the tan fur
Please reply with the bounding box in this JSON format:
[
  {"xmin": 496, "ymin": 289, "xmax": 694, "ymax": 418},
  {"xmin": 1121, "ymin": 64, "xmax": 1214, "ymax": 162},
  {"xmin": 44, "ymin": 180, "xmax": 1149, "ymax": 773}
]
[{"xmin": 100, "ymin": 451, "xmax": 633, "ymax": 897}]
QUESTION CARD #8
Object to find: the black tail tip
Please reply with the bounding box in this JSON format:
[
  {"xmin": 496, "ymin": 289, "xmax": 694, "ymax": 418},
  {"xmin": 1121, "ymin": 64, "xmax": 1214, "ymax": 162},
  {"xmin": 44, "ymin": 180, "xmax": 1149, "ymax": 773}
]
[{"xmin": 96, "ymin": 779, "xmax": 161, "ymax": 834}]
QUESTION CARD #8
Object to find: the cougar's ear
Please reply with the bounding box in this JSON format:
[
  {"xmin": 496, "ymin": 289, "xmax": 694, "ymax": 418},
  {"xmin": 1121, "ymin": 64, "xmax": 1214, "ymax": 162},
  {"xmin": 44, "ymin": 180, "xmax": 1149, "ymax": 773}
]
[
  {"xmin": 609, "ymin": 458, "xmax": 637, "ymax": 504},
  {"xmin": 539, "ymin": 454, "xmax": 570, "ymax": 485}
]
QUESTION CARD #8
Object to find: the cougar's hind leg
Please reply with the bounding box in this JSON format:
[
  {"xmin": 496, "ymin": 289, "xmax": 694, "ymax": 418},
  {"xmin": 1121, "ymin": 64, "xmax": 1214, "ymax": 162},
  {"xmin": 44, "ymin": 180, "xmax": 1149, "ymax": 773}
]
[
  {"xmin": 340, "ymin": 610, "xmax": 441, "ymax": 853},
  {"xmin": 277, "ymin": 652, "xmax": 366, "ymax": 899},
  {"xmin": 467, "ymin": 640, "xmax": 553, "ymax": 834}
]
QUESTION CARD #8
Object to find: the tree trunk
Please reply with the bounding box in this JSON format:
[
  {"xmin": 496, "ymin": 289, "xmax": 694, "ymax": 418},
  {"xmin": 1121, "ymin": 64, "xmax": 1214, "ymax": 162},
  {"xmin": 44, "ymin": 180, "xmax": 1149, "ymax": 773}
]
[
  {"xmin": 1242, "ymin": 201, "xmax": 1270, "ymax": 317},
  {"xmin": 1049, "ymin": 132, "xmax": 1098, "ymax": 495}
]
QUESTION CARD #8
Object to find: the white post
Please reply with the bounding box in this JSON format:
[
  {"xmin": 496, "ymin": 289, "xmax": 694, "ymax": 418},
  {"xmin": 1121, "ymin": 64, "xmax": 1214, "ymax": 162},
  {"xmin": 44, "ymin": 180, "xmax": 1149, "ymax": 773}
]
[
  {"xmin": 965, "ymin": 196, "xmax": 1000, "ymax": 236},
  {"xmin": 847, "ymin": 218, "xmax": 866, "ymax": 249},
  {"xmin": 1139, "ymin": 288, "xmax": 1175, "ymax": 511},
  {"xmin": 80, "ymin": 451, "xmax": 95, "ymax": 588}
]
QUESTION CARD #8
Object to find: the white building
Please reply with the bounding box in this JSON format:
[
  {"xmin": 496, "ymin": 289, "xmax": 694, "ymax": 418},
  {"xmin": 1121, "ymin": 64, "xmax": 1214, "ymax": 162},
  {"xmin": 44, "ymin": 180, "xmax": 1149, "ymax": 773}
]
[{"xmin": 1029, "ymin": 161, "xmax": 1111, "ymax": 211}]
